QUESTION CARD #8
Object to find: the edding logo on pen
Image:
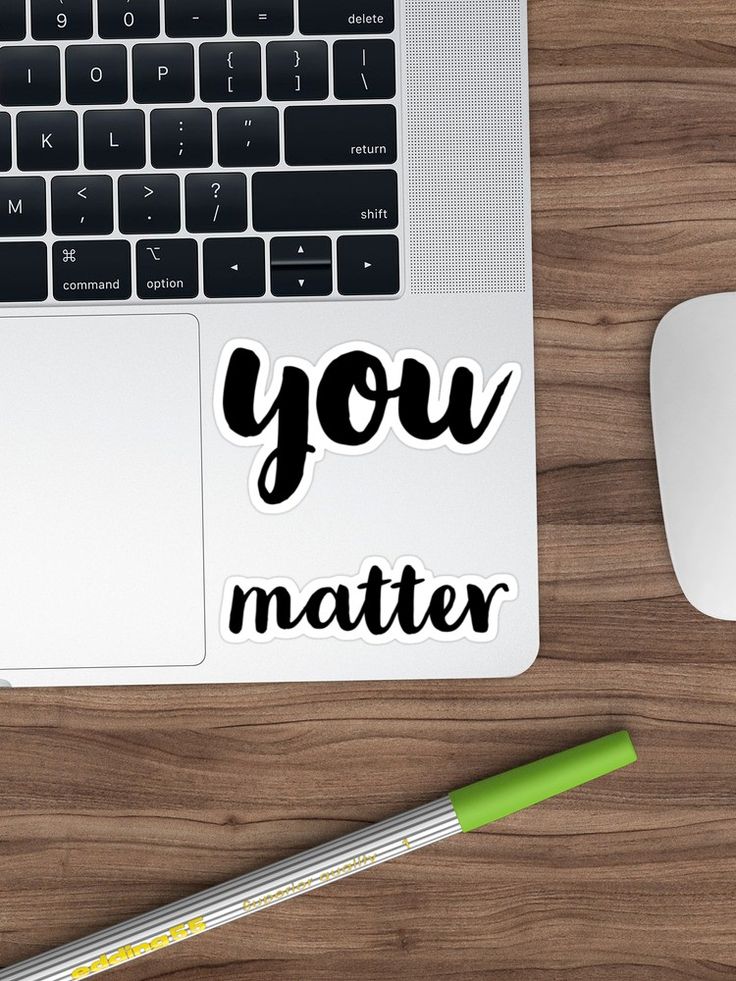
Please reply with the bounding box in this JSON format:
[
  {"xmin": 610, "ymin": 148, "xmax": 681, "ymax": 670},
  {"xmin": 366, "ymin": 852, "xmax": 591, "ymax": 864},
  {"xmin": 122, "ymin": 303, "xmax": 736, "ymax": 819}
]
[
  {"xmin": 214, "ymin": 339, "xmax": 522, "ymax": 514},
  {"xmin": 70, "ymin": 918, "xmax": 207, "ymax": 978}
]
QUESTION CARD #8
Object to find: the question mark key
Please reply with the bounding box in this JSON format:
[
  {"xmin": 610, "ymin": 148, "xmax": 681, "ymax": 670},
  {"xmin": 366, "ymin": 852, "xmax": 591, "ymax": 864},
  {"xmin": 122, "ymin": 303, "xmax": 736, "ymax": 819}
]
[{"xmin": 184, "ymin": 172, "xmax": 248, "ymax": 233}]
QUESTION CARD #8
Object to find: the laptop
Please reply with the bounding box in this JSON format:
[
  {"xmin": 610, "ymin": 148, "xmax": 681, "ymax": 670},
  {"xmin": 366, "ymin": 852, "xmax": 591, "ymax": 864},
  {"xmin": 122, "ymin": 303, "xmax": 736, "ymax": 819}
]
[{"xmin": 0, "ymin": 0, "xmax": 538, "ymax": 688}]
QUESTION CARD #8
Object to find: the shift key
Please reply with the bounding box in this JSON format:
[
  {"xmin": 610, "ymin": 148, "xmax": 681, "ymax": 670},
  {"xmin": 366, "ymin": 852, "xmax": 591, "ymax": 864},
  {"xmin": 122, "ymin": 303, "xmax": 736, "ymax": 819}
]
[{"xmin": 252, "ymin": 170, "xmax": 398, "ymax": 232}]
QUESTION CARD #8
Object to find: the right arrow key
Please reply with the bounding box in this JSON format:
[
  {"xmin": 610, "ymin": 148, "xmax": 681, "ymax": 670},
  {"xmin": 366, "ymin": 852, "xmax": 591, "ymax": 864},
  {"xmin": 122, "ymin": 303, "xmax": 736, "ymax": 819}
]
[{"xmin": 337, "ymin": 235, "xmax": 400, "ymax": 297}]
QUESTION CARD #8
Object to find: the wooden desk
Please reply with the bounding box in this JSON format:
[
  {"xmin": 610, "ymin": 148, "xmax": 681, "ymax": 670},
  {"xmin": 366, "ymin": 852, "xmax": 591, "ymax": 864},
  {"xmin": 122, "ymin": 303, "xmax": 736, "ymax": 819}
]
[{"xmin": 1, "ymin": 2, "xmax": 734, "ymax": 977}]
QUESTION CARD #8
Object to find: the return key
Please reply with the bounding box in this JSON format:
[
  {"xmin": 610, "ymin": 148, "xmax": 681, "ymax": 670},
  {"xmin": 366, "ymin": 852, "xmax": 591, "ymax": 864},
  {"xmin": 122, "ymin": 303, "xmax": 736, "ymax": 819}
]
[{"xmin": 285, "ymin": 105, "xmax": 397, "ymax": 167}]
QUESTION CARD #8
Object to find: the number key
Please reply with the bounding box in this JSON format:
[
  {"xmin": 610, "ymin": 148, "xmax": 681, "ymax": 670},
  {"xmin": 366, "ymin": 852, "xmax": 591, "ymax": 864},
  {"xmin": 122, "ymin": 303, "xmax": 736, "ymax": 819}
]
[
  {"xmin": 98, "ymin": 0, "xmax": 160, "ymax": 39},
  {"xmin": 31, "ymin": 0, "xmax": 93, "ymax": 40}
]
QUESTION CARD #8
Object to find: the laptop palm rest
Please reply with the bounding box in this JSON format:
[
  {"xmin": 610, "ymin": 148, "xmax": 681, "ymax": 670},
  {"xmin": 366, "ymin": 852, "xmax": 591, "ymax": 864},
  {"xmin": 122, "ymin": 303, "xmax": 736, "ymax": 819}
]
[{"xmin": 0, "ymin": 314, "xmax": 205, "ymax": 673}]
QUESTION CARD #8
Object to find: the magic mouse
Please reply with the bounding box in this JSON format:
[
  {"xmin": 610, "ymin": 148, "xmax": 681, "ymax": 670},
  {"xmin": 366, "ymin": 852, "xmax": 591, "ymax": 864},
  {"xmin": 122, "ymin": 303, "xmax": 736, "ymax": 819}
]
[{"xmin": 651, "ymin": 293, "xmax": 736, "ymax": 619}]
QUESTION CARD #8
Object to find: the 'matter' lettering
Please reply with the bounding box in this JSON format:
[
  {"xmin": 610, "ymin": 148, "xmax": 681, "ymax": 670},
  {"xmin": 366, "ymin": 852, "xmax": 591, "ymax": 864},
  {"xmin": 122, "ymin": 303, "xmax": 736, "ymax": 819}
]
[
  {"xmin": 214, "ymin": 340, "xmax": 521, "ymax": 513},
  {"xmin": 221, "ymin": 557, "xmax": 517, "ymax": 644}
]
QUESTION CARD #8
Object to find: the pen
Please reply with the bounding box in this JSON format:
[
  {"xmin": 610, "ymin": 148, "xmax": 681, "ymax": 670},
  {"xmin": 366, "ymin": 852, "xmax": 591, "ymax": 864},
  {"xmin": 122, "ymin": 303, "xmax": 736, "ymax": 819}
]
[{"xmin": 0, "ymin": 731, "xmax": 637, "ymax": 981}]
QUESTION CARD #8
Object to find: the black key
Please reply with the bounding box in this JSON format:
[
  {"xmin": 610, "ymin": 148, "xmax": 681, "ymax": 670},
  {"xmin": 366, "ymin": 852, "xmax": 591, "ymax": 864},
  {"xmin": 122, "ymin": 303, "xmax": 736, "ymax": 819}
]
[
  {"xmin": 84, "ymin": 110, "xmax": 146, "ymax": 170},
  {"xmin": 0, "ymin": 114, "xmax": 10, "ymax": 172},
  {"xmin": 270, "ymin": 236, "xmax": 331, "ymax": 296},
  {"xmin": 133, "ymin": 43, "xmax": 194, "ymax": 104},
  {"xmin": 31, "ymin": 0, "xmax": 93, "ymax": 40},
  {"xmin": 119, "ymin": 174, "xmax": 180, "ymax": 234},
  {"xmin": 217, "ymin": 107, "xmax": 279, "ymax": 167},
  {"xmin": 0, "ymin": 243, "xmax": 47, "ymax": 301},
  {"xmin": 199, "ymin": 43, "xmax": 261, "ymax": 103},
  {"xmin": 52, "ymin": 176, "xmax": 114, "ymax": 236},
  {"xmin": 17, "ymin": 111, "xmax": 79, "ymax": 171},
  {"xmin": 337, "ymin": 234, "xmax": 399, "ymax": 295},
  {"xmin": 136, "ymin": 239, "xmax": 198, "ymax": 300},
  {"xmin": 266, "ymin": 41, "xmax": 327, "ymax": 101},
  {"xmin": 151, "ymin": 108, "xmax": 212, "ymax": 168},
  {"xmin": 203, "ymin": 238, "xmax": 265, "ymax": 298},
  {"xmin": 334, "ymin": 40, "xmax": 395, "ymax": 100},
  {"xmin": 299, "ymin": 0, "xmax": 394, "ymax": 35},
  {"xmin": 252, "ymin": 170, "xmax": 398, "ymax": 231},
  {"xmin": 165, "ymin": 0, "xmax": 227, "ymax": 38},
  {"xmin": 0, "ymin": 177, "xmax": 46, "ymax": 237},
  {"xmin": 233, "ymin": 0, "xmax": 294, "ymax": 36},
  {"xmin": 53, "ymin": 239, "xmax": 131, "ymax": 301},
  {"xmin": 66, "ymin": 45, "xmax": 128, "ymax": 106},
  {"xmin": 98, "ymin": 0, "xmax": 160, "ymax": 39},
  {"xmin": 271, "ymin": 235, "xmax": 330, "ymax": 266},
  {"xmin": 0, "ymin": 2, "xmax": 26, "ymax": 41},
  {"xmin": 0, "ymin": 47, "xmax": 60, "ymax": 107},
  {"xmin": 185, "ymin": 173, "xmax": 247, "ymax": 232},
  {"xmin": 286, "ymin": 105, "xmax": 396, "ymax": 166}
]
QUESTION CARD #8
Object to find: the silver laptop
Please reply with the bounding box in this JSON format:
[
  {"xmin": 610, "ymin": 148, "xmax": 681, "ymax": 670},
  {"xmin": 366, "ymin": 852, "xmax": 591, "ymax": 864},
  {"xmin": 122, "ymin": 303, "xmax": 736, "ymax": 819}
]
[{"xmin": 0, "ymin": 0, "xmax": 538, "ymax": 688}]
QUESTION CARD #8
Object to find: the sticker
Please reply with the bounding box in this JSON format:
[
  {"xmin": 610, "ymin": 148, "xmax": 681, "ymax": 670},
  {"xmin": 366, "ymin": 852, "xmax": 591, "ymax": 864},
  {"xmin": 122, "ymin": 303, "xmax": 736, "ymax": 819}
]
[
  {"xmin": 221, "ymin": 556, "xmax": 518, "ymax": 645},
  {"xmin": 214, "ymin": 340, "xmax": 522, "ymax": 514}
]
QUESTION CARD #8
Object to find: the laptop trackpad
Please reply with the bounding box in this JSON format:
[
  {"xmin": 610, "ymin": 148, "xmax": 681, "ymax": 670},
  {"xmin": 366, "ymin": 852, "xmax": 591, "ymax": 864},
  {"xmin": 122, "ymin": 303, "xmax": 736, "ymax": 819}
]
[{"xmin": 0, "ymin": 315, "xmax": 205, "ymax": 672}]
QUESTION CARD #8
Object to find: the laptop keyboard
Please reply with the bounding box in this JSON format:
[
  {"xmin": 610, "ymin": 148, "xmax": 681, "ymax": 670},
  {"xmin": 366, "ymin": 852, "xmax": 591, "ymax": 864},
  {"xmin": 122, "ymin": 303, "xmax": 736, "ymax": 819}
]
[{"xmin": 0, "ymin": 0, "xmax": 401, "ymax": 304}]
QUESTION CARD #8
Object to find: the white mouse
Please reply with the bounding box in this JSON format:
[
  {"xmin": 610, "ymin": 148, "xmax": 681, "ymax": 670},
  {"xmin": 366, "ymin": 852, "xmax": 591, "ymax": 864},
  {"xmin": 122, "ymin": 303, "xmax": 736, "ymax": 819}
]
[{"xmin": 651, "ymin": 292, "xmax": 736, "ymax": 619}]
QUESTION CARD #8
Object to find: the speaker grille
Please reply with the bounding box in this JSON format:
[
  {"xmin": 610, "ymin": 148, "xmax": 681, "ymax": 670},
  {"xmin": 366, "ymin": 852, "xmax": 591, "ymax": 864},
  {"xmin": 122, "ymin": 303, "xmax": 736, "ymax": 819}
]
[{"xmin": 404, "ymin": 0, "xmax": 528, "ymax": 294}]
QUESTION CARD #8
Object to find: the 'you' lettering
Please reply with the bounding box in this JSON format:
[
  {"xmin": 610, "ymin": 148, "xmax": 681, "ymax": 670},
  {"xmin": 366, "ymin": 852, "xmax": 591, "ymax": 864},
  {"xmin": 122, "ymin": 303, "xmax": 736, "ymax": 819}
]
[{"xmin": 214, "ymin": 340, "xmax": 522, "ymax": 513}]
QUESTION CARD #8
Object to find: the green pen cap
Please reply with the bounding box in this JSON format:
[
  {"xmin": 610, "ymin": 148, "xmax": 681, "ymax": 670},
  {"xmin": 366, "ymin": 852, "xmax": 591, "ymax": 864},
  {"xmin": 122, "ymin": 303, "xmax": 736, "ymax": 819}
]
[{"xmin": 449, "ymin": 731, "xmax": 637, "ymax": 832}]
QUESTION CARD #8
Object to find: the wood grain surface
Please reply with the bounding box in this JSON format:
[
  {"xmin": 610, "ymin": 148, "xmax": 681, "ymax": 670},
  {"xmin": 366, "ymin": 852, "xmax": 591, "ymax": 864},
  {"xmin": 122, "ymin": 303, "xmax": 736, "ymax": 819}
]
[{"xmin": 2, "ymin": 2, "xmax": 736, "ymax": 978}]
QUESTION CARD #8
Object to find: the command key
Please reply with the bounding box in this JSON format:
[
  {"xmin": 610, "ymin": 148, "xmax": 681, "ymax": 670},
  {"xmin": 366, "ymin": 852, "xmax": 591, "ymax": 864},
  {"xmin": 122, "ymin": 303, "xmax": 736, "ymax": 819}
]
[{"xmin": 53, "ymin": 240, "xmax": 131, "ymax": 302}]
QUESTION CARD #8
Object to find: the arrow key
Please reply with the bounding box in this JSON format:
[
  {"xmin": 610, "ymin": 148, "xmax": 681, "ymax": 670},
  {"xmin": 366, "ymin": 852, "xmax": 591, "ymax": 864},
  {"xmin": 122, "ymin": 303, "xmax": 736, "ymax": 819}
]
[
  {"xmin": 337, "ymin": 234, "xmax": 400, "ymax": 296},
  {"xmin": 270, "ymin": 235, "xmax": 332, "ymax": 297},
  {"xmin": 203, "ymin": 237, "xmax": 265, "ymax": 298},
  {"xmin": 52, "ymin": 175, "xmax": 113, "ymax": 236}
]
